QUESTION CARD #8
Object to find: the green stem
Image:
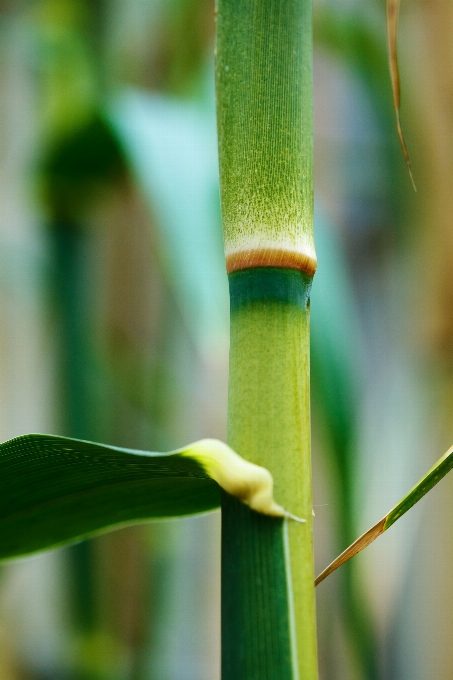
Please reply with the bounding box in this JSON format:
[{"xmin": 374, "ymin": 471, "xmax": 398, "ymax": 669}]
[
  {"xmin": 216, "ymin": 0, "xmax": 317, "ymax": 676},
  {"xmin": 222, "ymin": 271, "xmax": 317, "ymax": 679},
  {"xmin": 216, "ymin": 0, "xmax": 315, "ymax": 274}
]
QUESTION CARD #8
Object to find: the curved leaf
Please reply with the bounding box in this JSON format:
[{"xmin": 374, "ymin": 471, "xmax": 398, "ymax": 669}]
[
  {"xmin": 315, "ymin": 442, "xmax": 453, "ymax": 585},
  {"xmin": 0, "ymin": 434, "xmax": 299, "ymax": 562}
]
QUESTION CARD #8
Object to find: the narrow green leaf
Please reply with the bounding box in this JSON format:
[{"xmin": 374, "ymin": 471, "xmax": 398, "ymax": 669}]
[
  {"xmin": 384, "ymin": 443, "xmax": 453, "ymax": 529},
  {"xmin": 0, "ymin": 434, "xmax": 297, "ymax": 562},
  {"xmin": 315, "ymin": 442, "xmax": 453, "ymax": 586}
]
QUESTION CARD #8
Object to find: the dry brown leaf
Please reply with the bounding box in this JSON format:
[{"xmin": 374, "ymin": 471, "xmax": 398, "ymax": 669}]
[{"xmin": 387, "ymin": 0, "xmax": 416, "ymax": 191}]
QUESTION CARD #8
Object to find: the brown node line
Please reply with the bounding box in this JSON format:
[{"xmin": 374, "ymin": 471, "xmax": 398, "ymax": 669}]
[{"xmin": 226, "ymin": 248, "xmax": 318, "ymax": 277}]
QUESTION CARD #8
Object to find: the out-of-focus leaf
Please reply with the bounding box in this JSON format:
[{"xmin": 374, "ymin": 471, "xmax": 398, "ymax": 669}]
[
  {"xmin": 107, "ymin": 90, "xmax": 228, "ymax": 352},
  {"xmin": 314, "ymin": 6, "xmax": 389, "ymax": 99},
  {"xmin": 0, "ymin": 434, "xmax": 295, "ymax": 562},
  {"xmin": 311, "ymin": 209, "xmax": 363, "ymax": 526},
  {"xmin": 315, "ymin": 441, "xmax": 453, "ymax": 585},
  {"xmin": 41, "ymin": 114, "xmax": 126, "ymax": 222},
  {"xmin": 311, "ymin": 211, "xmax": 378, "ymax": 677},
  {"xmin": 387, "ymin": 0, "xmax": 416, "ymax": 190},
  {"xmin": 310, "ymin": 212, "xmax": 361, "ymax": 540}
]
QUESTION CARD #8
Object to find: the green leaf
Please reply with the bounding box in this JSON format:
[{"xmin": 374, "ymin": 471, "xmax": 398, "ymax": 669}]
[
  {"xmin": 0, "ymin": 434, "xmax": 298, "ymax": 562},
  {"xmin": 315, "ymin": 442, "xmax": 453, "ymax": 586}
]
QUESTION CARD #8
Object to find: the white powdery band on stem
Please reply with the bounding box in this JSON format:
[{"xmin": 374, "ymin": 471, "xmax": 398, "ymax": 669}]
[{"xmin": 225, "ymin": 244, "xmax": 317, "ymax": 276}]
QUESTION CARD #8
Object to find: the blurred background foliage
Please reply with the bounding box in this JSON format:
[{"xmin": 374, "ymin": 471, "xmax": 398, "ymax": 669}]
[{"xmin": 0, "ymin": 0, "xmax": 452, "ymax": 679}]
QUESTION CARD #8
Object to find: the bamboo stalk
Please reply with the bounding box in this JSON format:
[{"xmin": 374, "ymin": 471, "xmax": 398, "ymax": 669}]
[{"xmin": 215, "ymin": 1, "xmax": 317, "ymax": 677}]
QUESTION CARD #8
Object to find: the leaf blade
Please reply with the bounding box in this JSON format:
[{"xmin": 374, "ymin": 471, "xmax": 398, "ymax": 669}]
[
  {"xmin": 0, "ymin": 434, "xmax": 297, "ymax": 562},
  {"xmin": 0, "ymin": 434, "xmax": 218, "ymax": 561},
  {"xmin": 315, "ymin": 443, "xmax": 453, "ymax": 585},
  {"xmin": 385, "ymin": 443, "xmax": 453, "ymax": 529}
]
